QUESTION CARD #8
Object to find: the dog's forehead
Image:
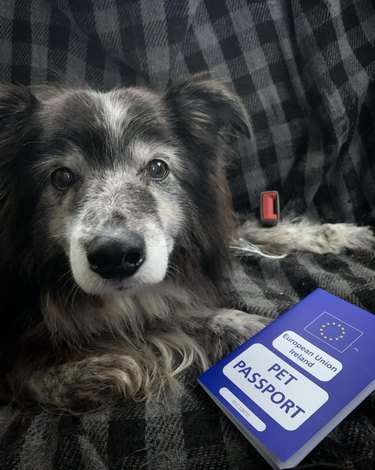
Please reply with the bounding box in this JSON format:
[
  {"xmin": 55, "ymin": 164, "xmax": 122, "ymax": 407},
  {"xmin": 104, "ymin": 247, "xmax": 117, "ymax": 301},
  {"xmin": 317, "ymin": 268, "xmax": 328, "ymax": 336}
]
[
  {"xmin": 92, "ymin": 87, "xmax": 166, "ymax": 132},
  {"xmin": 42, "ymin": 87, "xmax": 174, "ymax": 165}
]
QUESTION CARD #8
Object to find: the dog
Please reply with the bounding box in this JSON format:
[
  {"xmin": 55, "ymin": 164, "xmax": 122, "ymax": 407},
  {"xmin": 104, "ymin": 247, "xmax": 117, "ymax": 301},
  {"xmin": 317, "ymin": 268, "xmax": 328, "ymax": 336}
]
[{"xmin": 0, "ymin": 78, "xmax": 374, "ymax": 410}]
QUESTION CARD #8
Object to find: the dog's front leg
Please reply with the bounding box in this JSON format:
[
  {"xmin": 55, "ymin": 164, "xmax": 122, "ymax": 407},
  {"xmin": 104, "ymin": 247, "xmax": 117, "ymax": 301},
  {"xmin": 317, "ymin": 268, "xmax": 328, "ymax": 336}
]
[
  {"xmin": 181, "ymin": 309, "xmax": 271, "ymax": 363},
  {"xmin": 25, "ymin": 353, "xmax": 145, "ymax": 409}
]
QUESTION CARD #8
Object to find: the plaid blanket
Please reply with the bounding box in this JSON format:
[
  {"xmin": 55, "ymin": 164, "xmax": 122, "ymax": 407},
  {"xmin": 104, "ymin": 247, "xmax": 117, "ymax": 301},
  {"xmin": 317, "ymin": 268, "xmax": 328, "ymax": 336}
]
[{"xmin": 1, "ymin": 0, "xmax": 375, "ymax": 469}]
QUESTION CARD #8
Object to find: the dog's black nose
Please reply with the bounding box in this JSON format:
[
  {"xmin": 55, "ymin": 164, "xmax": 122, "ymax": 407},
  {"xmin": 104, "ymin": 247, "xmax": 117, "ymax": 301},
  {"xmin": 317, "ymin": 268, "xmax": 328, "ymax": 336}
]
[{"xmin": 87, "ymin": 233, "xmax": 145, "ymax": 279}]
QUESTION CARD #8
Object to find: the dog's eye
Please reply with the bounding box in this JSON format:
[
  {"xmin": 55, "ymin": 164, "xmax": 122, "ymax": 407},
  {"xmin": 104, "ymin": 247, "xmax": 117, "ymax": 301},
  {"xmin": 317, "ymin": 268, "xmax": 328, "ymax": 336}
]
[
  {"xmin": 146, "ymin": 160, "xmax": 169, "ymax": 181},
  {"xmin": 51, "ymin": 167, "xmax": 76, "ymax": 190}
]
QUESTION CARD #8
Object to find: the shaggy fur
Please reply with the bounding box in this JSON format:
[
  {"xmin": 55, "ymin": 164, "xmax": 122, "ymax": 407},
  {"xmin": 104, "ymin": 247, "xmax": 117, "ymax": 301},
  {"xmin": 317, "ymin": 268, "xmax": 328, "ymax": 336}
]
[{"xmin": 0, "ymin": 78, "xmax": 374, "ymax": 410}]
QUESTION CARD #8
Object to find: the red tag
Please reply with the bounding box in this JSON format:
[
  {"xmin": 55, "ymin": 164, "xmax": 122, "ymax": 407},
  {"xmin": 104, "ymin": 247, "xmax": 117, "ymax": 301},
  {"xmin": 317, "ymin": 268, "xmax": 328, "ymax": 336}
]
[{"xmin": 260, "ymin": 191, "xmax": 280, "ymax": 226}]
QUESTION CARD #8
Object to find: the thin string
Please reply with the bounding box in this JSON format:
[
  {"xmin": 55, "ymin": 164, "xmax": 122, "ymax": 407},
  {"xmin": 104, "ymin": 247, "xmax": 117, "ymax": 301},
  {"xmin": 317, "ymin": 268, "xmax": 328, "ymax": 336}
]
[{"xmin": 230, "ymin": 238, "xmax": 287, "ymax": 259}]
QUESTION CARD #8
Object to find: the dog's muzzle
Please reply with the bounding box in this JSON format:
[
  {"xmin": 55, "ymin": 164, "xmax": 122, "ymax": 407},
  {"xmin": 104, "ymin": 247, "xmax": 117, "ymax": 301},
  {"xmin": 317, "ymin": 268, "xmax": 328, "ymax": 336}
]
[{"xmin": 86, "ymin": 231, "xmax": 145, "ymax": 279}]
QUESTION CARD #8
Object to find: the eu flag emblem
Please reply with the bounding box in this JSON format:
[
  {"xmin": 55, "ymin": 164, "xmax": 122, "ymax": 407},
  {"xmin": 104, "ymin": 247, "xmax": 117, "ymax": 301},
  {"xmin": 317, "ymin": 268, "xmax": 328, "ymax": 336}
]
[{"xmin": 304, "ymin": 312, "xmax": 363, "ymax": 353}]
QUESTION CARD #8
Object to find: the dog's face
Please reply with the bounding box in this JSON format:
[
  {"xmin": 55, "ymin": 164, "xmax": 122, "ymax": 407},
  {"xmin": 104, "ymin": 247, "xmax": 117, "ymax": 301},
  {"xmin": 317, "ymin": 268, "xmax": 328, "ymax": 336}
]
[
  {"xmin": 0, "ymin": 79, "xmax": 249, "ymax": 299},
  {"xmin": 37, "ymin": 88, "xmax": 187, "ymax": 296}
]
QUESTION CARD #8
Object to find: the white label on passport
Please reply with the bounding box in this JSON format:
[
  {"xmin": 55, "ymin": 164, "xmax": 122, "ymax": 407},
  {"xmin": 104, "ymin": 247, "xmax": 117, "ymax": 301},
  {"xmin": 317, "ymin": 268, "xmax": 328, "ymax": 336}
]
[
  {"xmin": 223, "ymin": 343, "xmax": 329, "ymax": 431},
  {"xmin": 273, "ymin": 331, "xmax": 343, "ymax": 381}
]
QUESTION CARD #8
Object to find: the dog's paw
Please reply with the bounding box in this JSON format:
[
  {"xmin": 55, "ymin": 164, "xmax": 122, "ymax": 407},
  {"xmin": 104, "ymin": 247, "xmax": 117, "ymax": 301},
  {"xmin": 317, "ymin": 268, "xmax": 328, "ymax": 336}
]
[
  {"xmin": 336, "ymin": 224, "xmax": 375, "ymax": 253},
  {"xmin": 300, "ymin": 223, "xmax": 375, "ymax": 255},
  {"xmin": 207, "ymin": 309, "xmax": 271, "ymax": 357},
  {"xmin": 27, "ymin": 354, "xmax": 144, "ymax": 410}
]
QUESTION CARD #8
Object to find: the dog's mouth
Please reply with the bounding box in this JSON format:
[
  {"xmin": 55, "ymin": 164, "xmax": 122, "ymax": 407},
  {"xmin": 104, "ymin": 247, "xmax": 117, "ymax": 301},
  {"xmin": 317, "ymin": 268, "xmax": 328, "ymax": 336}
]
[
  {"xmin": 76, "ymin": 276, "xmax": 162, "ymax": 299},
  {"xmin": 110, "ymin": 280, "xmax": 146, "ymax": 294}
]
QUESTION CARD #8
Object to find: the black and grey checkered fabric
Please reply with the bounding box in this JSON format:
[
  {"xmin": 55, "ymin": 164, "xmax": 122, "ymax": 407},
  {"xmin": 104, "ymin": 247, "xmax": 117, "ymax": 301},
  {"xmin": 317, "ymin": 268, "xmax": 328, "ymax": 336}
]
[{"xmin": 1, "ymin": 0, "xmax": 375, "ymax": 469}]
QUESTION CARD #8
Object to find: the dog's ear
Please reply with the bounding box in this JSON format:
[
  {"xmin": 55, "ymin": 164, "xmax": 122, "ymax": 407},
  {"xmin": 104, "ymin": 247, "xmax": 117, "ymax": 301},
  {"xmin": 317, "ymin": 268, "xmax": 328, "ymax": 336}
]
[
  {"xmin": 165, "ymin": 79, "xmax": 246, "ymax": 281},
  {"xmin": 164, "ymin": 77, "xmax": 250, "ymax": 144},
  {"xmin": 0, "ymin": 84, "xmax": 39, "ymax": 154}
]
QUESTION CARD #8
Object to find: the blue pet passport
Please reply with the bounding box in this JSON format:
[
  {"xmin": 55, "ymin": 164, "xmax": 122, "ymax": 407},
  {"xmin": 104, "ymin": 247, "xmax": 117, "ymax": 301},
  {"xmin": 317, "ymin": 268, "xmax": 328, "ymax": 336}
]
[{"xmin": 198, "ymin": 289, "xmax": 375, "ymax": 469}]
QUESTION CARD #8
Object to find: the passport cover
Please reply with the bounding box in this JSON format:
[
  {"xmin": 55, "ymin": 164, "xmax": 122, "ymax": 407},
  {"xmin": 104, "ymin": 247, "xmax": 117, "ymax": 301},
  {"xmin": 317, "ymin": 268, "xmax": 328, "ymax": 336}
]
[{"xmin": 198, "ymin": 288, "xmax": 375, "ymax": 469}]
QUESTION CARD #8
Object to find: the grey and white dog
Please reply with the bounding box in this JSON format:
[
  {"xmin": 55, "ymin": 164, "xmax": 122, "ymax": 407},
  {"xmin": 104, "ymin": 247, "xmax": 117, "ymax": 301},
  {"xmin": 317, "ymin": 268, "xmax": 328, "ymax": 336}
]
[{"xmin": 0, "ymin": 78, "xmax": 373, "ymax": 410}]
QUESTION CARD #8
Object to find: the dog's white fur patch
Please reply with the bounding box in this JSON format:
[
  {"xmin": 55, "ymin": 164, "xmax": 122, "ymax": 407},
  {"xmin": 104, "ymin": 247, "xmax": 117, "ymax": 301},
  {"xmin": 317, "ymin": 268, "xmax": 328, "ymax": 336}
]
[
  {"xmin": 92, "ymin": 90, "xmax": 128, "ymax": 142},
  {"xmin": 69, "ymin": 224, "xmax": 102, "ymax": 295}
]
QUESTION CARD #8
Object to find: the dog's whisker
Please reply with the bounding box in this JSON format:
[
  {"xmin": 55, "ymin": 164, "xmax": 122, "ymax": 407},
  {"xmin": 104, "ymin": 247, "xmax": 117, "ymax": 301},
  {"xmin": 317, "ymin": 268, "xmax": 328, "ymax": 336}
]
[{"xmin": 69, "ymin": 284, "xmax": 81, "ymax": 310}]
